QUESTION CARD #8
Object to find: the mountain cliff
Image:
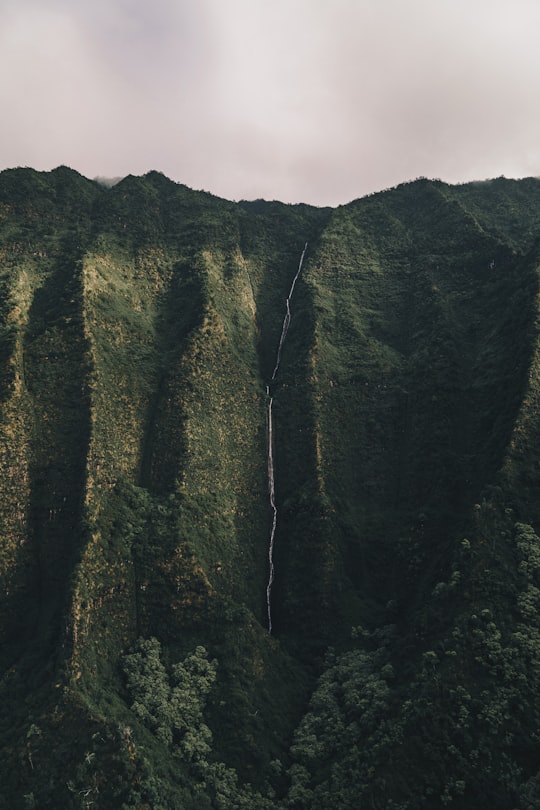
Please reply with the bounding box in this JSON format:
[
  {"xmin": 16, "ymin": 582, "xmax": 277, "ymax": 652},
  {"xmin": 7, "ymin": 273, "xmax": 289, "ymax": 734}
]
[{"xmin": 2, "ymin": 168, "xmax": 540, "ymax": 807}]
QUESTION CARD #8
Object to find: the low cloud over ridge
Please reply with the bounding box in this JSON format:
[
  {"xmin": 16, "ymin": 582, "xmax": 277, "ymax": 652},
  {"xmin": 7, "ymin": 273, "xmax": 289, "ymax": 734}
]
[{"xmin": 1, "ymin": 0, "xmax": 540, "ymax": 206}]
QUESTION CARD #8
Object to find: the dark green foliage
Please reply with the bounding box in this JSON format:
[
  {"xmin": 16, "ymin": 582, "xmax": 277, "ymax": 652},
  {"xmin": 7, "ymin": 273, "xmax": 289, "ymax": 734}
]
[
  {"xmin": 2, "ymin": 168, "xmax": 540, "ymax": 807},
  {"xmin": 122, "ymin": 637, "xmax": 216, "ymax": 757}
]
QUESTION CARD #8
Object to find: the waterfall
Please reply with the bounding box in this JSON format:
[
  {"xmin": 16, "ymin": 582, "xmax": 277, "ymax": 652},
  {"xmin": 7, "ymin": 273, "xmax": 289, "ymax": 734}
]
[
  {"xmin": 271, "ymin": 243, "xmax": 308, "ymax": 382},
  {"xmin": 266, "ymin": 386, "xmax": 277, "ymax": 633},
  {"xmin": 266, "ymin": 243, "xmax": 307, "ymax": 633}
]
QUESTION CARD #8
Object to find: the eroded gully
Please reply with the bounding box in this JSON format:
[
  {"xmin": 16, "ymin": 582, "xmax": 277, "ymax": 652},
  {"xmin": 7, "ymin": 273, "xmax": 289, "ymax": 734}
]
[{"xmin": 266, "ymin": 242, "xmax": 308, "ymax": 633}]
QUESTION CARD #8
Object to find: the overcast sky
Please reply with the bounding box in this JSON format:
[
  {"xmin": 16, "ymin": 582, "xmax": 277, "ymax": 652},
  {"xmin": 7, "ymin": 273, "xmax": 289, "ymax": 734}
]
[{"xmin": 1, "ymin": 0, "xmax": 540, "ymax": 206}]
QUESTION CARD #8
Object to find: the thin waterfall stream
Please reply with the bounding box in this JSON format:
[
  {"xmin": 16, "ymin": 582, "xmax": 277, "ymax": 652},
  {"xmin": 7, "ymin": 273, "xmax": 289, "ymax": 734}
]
[{"xmin": 266, "ymin": 242, "xmax": 308, "ymax": 633}]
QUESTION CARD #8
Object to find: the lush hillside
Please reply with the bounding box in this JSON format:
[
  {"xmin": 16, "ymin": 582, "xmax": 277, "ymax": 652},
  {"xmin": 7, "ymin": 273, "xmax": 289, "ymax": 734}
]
[{"xmin": 2, "ymin": 168, "xmax": 540, "ymax": 807}]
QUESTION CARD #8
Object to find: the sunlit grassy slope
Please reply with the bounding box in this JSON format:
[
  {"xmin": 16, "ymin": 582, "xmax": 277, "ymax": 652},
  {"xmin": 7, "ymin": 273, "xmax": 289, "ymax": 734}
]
[{"xmin": 2, "ymin": 169, "xmax": 540, "ymax": 807}]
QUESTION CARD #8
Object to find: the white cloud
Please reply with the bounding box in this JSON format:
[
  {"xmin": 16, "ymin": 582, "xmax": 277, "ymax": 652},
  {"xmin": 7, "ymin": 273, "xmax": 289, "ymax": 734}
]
[{"xmin": 1, "ymin": 0, "xmax": 540, "ymax": 204}]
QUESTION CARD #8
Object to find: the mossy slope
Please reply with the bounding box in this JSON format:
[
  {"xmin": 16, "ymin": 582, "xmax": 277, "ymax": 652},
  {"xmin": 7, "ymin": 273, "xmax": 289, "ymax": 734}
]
[{"xmin": 1, "ymin": 170, "xmax": 540, "ymax": 807}]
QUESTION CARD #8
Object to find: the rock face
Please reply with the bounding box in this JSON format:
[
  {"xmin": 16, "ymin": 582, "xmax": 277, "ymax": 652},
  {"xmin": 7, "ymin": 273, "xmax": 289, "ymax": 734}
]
[{"xmin": 3, "ymin": 168, "xmax": 540, "ymax": 808}]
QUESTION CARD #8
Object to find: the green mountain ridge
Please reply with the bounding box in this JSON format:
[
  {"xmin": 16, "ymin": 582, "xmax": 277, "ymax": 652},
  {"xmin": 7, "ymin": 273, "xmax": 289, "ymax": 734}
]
[{"xmin": 2, "ymin": 167, "xmax": 540, "ymax": 807}]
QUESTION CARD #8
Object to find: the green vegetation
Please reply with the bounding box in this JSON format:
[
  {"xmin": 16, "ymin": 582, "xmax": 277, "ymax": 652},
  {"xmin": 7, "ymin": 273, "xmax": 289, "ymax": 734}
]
[{"xmin": 1, "ymin": 168, "xmax": 540, "ymax": 806}]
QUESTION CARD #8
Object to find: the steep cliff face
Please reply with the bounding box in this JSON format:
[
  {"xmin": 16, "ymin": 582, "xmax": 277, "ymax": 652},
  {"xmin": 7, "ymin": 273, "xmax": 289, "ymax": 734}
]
[{"xmin": 2, "ymin": 169, "xmax": 540, "ymax": 808}]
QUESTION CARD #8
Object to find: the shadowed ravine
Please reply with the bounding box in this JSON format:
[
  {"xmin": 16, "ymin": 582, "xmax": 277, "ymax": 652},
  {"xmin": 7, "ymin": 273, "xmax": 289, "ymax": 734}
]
[{"xmin": 266, "ymin": 242, "xmax": 307, "ymax": 633}]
